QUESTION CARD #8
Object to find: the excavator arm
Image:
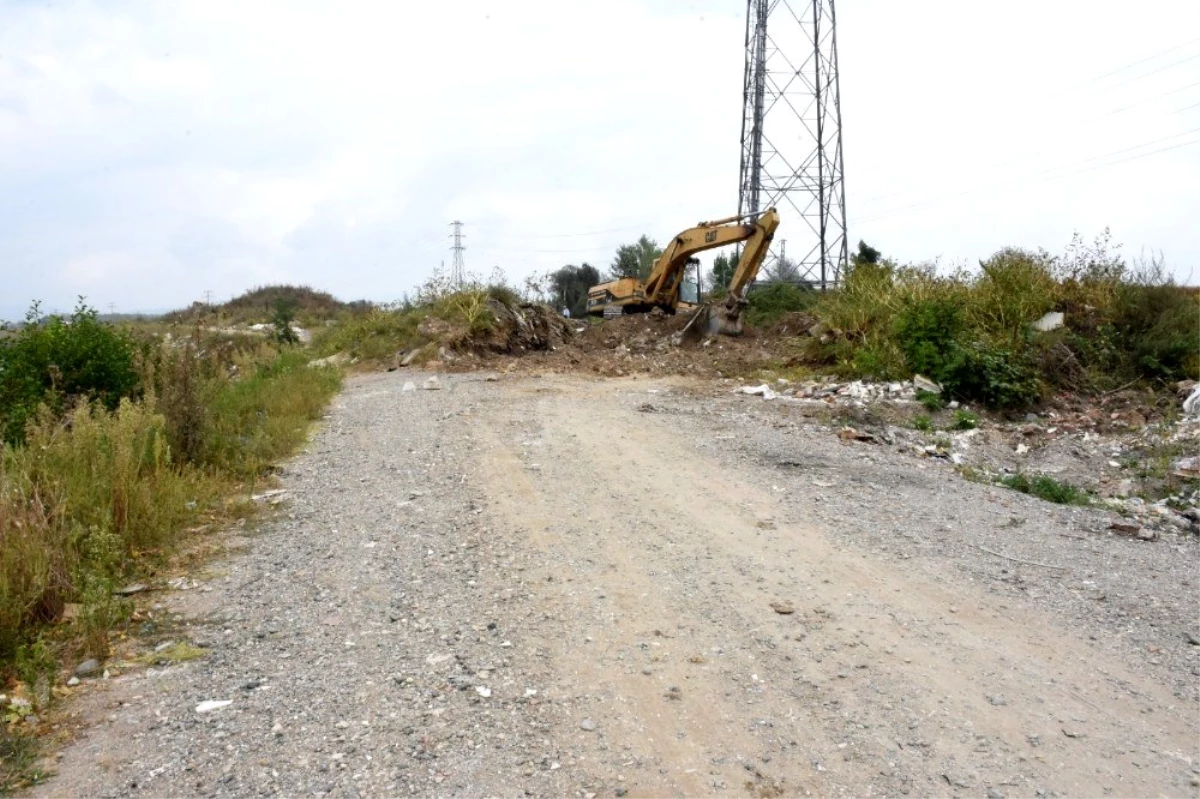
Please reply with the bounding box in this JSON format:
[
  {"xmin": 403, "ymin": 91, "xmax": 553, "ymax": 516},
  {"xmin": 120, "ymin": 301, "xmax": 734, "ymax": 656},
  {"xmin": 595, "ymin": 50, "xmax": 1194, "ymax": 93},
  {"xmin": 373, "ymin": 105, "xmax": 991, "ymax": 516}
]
[
  {"xmin": 641, "ymin": 214, "xmax": 760, "ymax": 308},
  {"xmin": 585, "ymin": 208, "xmax": 780, "ymax": 338}
]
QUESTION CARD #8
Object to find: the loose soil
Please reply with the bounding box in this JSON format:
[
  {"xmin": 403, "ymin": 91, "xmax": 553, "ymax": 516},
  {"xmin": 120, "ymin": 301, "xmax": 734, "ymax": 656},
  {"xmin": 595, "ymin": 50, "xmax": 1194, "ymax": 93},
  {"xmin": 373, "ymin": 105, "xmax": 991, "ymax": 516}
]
[{"xmin": 27, "ymin": 371, "xmax": 1200, "ymax": 798}]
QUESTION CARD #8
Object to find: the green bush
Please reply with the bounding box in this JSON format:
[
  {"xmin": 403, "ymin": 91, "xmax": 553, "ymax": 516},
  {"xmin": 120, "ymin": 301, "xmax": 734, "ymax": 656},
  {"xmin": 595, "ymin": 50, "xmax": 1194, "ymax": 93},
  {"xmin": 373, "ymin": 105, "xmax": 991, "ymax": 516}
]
[
  {"xmin": 941, "ymin": 342, "xmax": 1042, "ymax": 410},
  {"xmin": 0, "ymin": 302, "xmax": 139, "ymax": 445},
  {"xmin": 745, "ymin": 283, "xmax": 817, "ymax": 328},
  {"xmin": 912, "ymin": 414, "xmax": 933, "ymax": 431},
  {"xmin": 894, "ymin": 298, "xmax": 964, "ymax": 380},
  {"xmin": 999, "ymin": 473, "xmax": 1089, "ymax": 505},
  {"xmin": 1111, "ymin": 283, "xmax": 1199, "ymax": 381}
]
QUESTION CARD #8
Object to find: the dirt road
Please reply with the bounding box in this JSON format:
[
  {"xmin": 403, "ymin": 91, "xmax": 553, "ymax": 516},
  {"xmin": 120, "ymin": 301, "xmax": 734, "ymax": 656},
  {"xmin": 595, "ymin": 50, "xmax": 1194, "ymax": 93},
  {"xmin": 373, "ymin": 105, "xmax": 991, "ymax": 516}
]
[{"xmin": 36, "ymin": 372, "xmax": 1200, "ymax": 798}]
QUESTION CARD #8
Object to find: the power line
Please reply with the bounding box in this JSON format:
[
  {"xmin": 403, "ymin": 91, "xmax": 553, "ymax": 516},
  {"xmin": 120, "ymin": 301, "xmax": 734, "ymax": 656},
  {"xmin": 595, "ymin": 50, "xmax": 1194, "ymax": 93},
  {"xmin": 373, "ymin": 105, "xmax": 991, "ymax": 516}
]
[
  {"xmin": 850, "ymin": 136, "xmax": 1199, "ymax": 226},
  {"xmin": 1058, "ymin": 36, "xmax": 1200, "ymax": 93},
  {"xmin": 498, "ymin": 223, "xmax": 652, "ymax": 240}
]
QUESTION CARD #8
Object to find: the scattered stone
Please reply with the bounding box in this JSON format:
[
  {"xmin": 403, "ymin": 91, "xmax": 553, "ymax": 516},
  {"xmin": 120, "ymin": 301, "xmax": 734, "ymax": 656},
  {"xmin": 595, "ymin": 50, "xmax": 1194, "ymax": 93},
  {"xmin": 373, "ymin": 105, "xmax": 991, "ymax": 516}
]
[
  {"xmin": 74, "ymin": 658, "xmax": 101, "ymax": 677},
  {"xmin": 309, "ymin": 352, "xmax": 349, "ymax": 368},
  {"xmin": 838, "ymin": 427, "xmax": 878, "ymax": 444},
  {"xmin": 986, "ymin": 695, "xmax": 1007, "ymax": 706},
  {"xmin": 1172, "ymin": 456, "xmax": 1200, "ymax": 479},
  {"xmin": 1109, "ymin": 521, "xmax": 1140, "ymax": 537},
  {"xmin": 400, "ymin": 348, "xmax": 423, "ymax": 367},
  {"xmin": 195, "ymin": 700, "xmax": 232, "ymax": 714},
  {"xmin": 664, "ymin": 686, "xmax": 682, "ymax": 701},
  {"xmin": 579, "ymin": 718, "xmax": 597, "ymax": 732},
  {"xmin": 1061, "ymin": 727, "xmax": 1086, "ymax": 739},
  {"xmin": 475, "ymin": 686, "xmax": 492, "ymax": 698},
  {"xmin": 738, "ymin": 384, "xmax": 777, "ymax": 400},
  {"xmin": 913, "ymin": 374, "xmax": 942, "ymax": 394},
  {"xmin": 423, "ymin": 376, "xmax": 443, "ymax": 390},
  {"xmin": 115, "ymin": 583, "xmax": 148, "ymax": 596},
  {"xmin": 66, "ymin": 677, "xmax": 80, "ymax": 687},
  {"xmin": 769, "ymin": 601, "xmax": 795, "ymax": 615},
  {"xmin": 1185, "ymin": 631, "xmax": 1200, "ymax": 646},
  {"xmin": 1182, "ymin": 384, "xmax": 1200, "ymax": 418},
  {"xmin": 1137, "ymin": 528, "xmax": 1159, "ymax": 542},
  {"xmin": 401, "ymin": 381, "xmax": 417, "ymax": 393},
  {"xmin": 987, "ymin": 789, "xmax": 1006, "ymax": 799}
]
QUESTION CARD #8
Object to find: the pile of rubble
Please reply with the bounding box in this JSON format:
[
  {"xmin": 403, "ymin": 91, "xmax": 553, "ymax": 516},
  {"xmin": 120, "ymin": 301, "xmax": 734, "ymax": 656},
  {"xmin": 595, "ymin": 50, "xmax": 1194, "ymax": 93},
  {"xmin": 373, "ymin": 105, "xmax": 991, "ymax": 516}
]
[{"xmin": 731, "ymin": 374, "xmax": 1200, "ymax": 538}]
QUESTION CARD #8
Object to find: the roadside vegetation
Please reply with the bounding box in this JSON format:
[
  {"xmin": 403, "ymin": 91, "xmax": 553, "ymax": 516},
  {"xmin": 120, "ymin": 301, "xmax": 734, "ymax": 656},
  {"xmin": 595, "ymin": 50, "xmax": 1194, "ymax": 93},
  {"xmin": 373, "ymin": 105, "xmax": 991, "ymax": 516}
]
[
  {"xmin": 0, "ymin": 299, "xmax": 339, "ymax": 787},
  {"xmin": 739, "ymin": 233, "xmax": 1197, "ymax": 411},
  {"xmin": 311, "ymin": 267, "xmax": 535, "ymax": 366}
]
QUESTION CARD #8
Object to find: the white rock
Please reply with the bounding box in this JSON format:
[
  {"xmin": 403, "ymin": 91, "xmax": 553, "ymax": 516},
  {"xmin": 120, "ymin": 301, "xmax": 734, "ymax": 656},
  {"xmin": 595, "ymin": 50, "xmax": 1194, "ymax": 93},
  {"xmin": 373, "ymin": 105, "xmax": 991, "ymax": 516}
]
[
  {"xmin": 913, "ymin": 374, "xmax": 942, "ymax": 394},
  {"xmin": 195, "ymin": 700, "xmax": 232, "ymax": 713},
  {"xmin": 1032, "ymin": 311, "xmax": 1065, "ymax": 332},
  {"xmin": 475, "ymin": 686, "xmax": 492, "ymax": 698},
  {"xmin": 423, "ymin": 376, "xmax": 442, "ymax": 390},
  {"xmin": 738, "ymin": 384, "xmax": 777, "ymax": 400},
  {"xmin": 401, "ymin": 381, "xmax": 417, "ymax": 393},
  {"xmin": 1184, "ymin": 385, "xmax": 1200, "ymax": 418}
]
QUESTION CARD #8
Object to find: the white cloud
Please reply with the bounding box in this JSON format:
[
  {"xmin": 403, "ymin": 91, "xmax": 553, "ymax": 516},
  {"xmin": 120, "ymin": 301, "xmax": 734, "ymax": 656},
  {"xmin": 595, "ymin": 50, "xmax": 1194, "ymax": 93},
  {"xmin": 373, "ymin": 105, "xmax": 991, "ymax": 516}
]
[{"xmin": 0, "ymin": 0, "xmax": 1197, "ymax": 319}]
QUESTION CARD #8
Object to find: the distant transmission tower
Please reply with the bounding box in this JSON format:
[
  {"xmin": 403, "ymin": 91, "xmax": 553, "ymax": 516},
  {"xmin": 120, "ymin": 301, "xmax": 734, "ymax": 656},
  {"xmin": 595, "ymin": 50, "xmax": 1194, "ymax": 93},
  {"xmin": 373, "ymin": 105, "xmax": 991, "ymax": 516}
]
[
  {"xmin": 738, "ymin": 0, "xmax": 848, "ymax": 289},
  {"xmin": 449, "ymin": 221, "xmax": 466, "ymax": 287}
]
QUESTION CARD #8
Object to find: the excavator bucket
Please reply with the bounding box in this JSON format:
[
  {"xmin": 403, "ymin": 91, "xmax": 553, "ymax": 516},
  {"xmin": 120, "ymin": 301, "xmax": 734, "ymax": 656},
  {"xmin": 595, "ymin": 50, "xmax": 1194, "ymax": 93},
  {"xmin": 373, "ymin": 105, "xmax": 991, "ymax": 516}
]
[{"xmin": 679, "ymin": 296, "xmax": 748, "ymax": 345}]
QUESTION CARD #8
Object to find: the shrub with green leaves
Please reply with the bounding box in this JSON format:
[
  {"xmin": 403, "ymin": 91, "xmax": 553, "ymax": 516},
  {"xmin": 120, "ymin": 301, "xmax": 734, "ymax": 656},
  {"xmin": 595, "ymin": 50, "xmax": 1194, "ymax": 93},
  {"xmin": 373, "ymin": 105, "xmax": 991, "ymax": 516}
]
[
  {"xmin": 999, "ymin": 473, "xmax": 1089, "ymax": 505},
  {"xmin": 0, "ymin": 301, "xmax": 139, "ymax": 445},
  {"xmin": 745, "ymin": 282, "xmax": 816, "ymax": 328}
]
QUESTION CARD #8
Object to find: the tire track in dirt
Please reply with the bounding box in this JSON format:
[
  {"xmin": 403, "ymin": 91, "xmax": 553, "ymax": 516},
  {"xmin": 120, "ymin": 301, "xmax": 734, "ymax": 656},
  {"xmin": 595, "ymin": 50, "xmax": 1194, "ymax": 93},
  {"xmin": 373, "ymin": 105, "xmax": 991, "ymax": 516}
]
[{"xmin": 473, "ymin": 375, "xmax": 1198, "ymax": 798}]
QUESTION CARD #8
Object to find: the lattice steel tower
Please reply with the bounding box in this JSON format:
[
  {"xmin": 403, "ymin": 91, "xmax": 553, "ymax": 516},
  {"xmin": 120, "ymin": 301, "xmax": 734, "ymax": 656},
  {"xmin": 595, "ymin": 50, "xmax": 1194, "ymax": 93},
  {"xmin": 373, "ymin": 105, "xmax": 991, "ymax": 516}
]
[
  {"xmin": 738, "ymin": 0, "xmax": 848, "ymax": 288},
  {"xmin": 449, "ymin": 221, "xmax": 466, "ymax": 287}
]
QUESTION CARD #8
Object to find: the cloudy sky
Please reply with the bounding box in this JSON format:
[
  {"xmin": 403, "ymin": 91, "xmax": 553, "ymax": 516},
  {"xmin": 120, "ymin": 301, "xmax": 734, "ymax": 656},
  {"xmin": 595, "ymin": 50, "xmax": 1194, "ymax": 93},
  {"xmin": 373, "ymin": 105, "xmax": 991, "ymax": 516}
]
[{"xmin": 1, "ymin": 0, "xmax": 1198, "ymax": 319}]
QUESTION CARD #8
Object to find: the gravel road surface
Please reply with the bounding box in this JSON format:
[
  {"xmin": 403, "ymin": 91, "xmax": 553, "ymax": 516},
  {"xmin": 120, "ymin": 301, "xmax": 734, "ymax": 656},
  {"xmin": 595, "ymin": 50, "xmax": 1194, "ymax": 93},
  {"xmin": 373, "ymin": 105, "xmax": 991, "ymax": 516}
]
[{"xmin": 34, "ymin": 371, "xmax": 1200, "ymax": 798}]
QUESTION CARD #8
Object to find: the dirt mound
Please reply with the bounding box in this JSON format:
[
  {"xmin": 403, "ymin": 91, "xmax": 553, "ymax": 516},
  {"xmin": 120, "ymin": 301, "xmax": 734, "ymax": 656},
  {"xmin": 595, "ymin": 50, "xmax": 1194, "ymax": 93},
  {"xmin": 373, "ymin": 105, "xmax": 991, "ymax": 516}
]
[
  {"xmin": 468, "ymin": 299, "xmax": 574, "ymax": 353},
  {"xmin": 486, "ymin": 310, "xmax": 794, "ymax": 378}
]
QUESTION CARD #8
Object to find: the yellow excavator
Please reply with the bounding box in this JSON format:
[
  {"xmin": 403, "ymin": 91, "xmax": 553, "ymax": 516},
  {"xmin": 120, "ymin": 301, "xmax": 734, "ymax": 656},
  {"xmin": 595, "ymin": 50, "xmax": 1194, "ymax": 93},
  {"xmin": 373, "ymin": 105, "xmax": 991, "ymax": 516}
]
[{"xmin": 585, "ymin": 207, "xmax": 780, "ymax": 336}]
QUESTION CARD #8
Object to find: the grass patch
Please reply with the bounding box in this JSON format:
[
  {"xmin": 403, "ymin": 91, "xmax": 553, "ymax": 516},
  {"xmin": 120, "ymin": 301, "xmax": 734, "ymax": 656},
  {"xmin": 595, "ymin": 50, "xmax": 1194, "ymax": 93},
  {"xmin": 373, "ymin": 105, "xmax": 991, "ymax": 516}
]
[
  {"xmin": 912, "ymin": 414, "xmax": 933, "ymax": 432},
  {"xmin": 0, "ymin": 726, "xmax": 47, "ymax": 794},
  {"xmin": 951, "ymin": 409, "xmax": 980, "ymax": 430},
  {"xmin": 999, "ymin": 473, "xmax": 1090, "ymax": 505},
  {"xmin": 0, "ymin": 317, "xmax": 341, "ymax": 691},
  {"xmin": 132, "ymin": 641, "xmax": 207, "ymax": 667}
]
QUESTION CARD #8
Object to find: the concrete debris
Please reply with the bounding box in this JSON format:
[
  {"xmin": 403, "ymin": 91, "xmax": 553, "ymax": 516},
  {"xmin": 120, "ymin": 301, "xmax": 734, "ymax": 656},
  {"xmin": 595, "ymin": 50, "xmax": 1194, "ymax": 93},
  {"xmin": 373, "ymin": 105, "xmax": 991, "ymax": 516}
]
[
  {"xmin": 400, "ymin": 348, "xmax": 424, "ymax": 367},
  {"xmin": 308, "ymin": 352, "xmax": 349, "ymax": 368},
  {"xmin": 738, "ymin": 384, "xmax": 777, "ymax": 400},
  {"xmin": 912, "ymin": 374, "xmax": 942, "ymax": 394},
  {"xmin": 1183, "ymin": 385, "xmax": 1200, "ymax": 418},
  {"xmin": 838, "ymin": 427, "xmax": 878, "ymax": 444},
  {"xmin": 251, "ymin": 489, "xmax": 289, "ymax": 502},
  {"xmin": 1032, "ymin": 311, "xmax": 1065, "ymax": 332},
  {"xmin": 1173, "ymin": 456, "xmax": 1200, "ymax": 479}
]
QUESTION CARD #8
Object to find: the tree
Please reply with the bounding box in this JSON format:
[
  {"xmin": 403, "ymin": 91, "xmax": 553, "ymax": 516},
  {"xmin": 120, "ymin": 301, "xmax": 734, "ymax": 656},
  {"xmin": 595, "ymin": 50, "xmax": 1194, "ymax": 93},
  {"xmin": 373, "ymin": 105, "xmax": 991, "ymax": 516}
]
[
  {"xmin": 609, "ymin": 235, "xmax": 662, "ymax": 280},
  {"xmin": 549, "ymin": 263, "xmax": 601, "ymax": 318},
  {"xmin": 271, "ymin": 297, "xmax": 299, "ymax": 344},
  {"xmin": 853, "ymin": 240, "xmax": 882, "ymax": 268},
  {"xmin": 709, "ymin": 252, "xmax": 735, "ymax": 292},
  {"xmin": 763, "ymin": 255, "xmax": 801, "ymax": 284}
]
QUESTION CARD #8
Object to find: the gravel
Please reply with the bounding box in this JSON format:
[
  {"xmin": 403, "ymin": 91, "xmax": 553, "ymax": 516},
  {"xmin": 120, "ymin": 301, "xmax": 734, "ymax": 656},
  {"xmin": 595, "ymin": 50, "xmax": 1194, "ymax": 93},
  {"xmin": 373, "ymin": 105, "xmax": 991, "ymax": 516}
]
[{"xmin": 36, "ymin": 371, "xmax": 1200, "ymax": 798}]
